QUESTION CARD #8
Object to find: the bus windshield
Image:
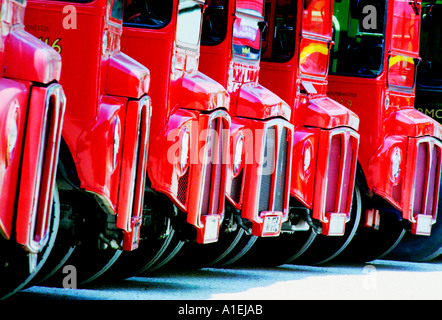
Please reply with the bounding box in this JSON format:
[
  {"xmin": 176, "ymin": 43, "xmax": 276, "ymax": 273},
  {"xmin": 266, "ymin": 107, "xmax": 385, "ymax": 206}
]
[
  {"xmin": 176, "ymin": 0, "xmax": 204, "ymax": 49},
  {"xmin": 123, "ymin": 0, "xmax": 173, "ymax": 29},
  {"xmin": 261, "ymin": 0, "xmax": 297, "ymax": 63},
  {"xmin": 201, "ymin": 0, "xmax": 263, "ymax": 62},
  {"xmin": 232, "ymin": 12, "xmax": 263, "ymax": 62},
  {"xmin": 201, "ymin": 0, "xmax": 229, "ymax": 45},
  {"xmin": 417, "ymin": 3, "xmax": 442, "ymax": 88},
  {"xmin": 330, "ymin": 0, "xmax": 387, "ymax": 77},
  {"xmin": 109, "ymin": 0, "xmax": 123, "ymax": 23}
]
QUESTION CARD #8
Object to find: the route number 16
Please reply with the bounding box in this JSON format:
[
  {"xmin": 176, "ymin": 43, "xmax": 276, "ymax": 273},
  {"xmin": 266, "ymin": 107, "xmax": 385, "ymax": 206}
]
[{"xmin": 39, "ymin": 37, "xmax": 62, "ymax": 54}]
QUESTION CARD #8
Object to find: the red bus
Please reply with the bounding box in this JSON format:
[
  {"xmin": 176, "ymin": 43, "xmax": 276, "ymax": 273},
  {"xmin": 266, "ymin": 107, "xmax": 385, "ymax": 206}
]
[
  {"xmin": 328, "ymin": 0, "xmax": 442, "ymax": 261},
  {"xmin": 100, "ymin": 0, "xmax": 232, "ymax": 278},
  {"xmin": 233, "ymin": 0, "xmax": 361, "ymax": 266},
  {"xmin": 0, "ymin": 0, "xmax": 65, "ymax": 298},
  {"xmin": 25, "ymin": 0, "xmax": 152, "ymax": 285},
  {"xmin": 386, "ymin": 0, "xmax": 442, "ymax": 262}
]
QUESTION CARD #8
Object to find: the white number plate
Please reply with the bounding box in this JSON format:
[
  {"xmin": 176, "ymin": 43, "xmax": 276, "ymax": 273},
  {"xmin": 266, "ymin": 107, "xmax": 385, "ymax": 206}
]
[
  {"xmin": 415, "ymin": 214, "xmax": 433, "ymax": 236},
  {"xmin": 263, "ymin": 215, "xmax": 281, "ymax": 235},
  {"xmin": 204, "ymin": 216, "xmax": 220, "ymax": 243}
]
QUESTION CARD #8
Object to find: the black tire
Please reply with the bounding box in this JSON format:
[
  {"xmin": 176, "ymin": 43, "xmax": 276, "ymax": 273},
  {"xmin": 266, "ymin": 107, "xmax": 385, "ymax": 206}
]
[
  {"xmin": 139, "ymin": 233, "xmax": 184, "ymax": 274},
  {"xmin": 292, "ymin": 184, "xmax": 362, "ymax": 265},
  {"xmin": 214, "ymin": 232, "xmax": 258, "ymax": 267},
  {"xmin": 106, "ymin": 228, "xmax": 184, "ymax": 279},
  {"xmin": 165, "ymin": 227, "xmax": 255, "ymax": 270},
  {"xmin": 0, "ymin": 186, "xmax": 60, "ymax": 299},
  {"xmin": 40, "ymin": 240, "xmax": 122, "ymax": 288},
  {"xmin": 230, "ymin": 228, "xmax": 317, "ymax": 267},
  {"xmin": 337, "ymin": 209, "xmax": 406, "ymax": 263},
  {"xmin": 31, "ymin": 188, "xmax": 124, "ymax": 288},
  {"xmin": 28, "ymin": 190, "xmax": 77, "ymax": 285},
  {"xmin": 384, "ymin": 182, "xmax": 442, "ymax": 262}
]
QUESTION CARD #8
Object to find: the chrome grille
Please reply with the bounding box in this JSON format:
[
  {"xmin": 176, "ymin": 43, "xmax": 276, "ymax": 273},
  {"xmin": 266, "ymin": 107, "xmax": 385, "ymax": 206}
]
[
  {"xmin": 201, "ymin": 117, "xmax": 226, "ymax": 216},
  {"xmin": 324, "ymin": 130, "xmax": 358, "ymax": 215},
  {"xmin": 230, "ymin": 170, "xmax": 243, "ymax": 204},
  {"xmin": 177, "ymin": 168, "xmax": 189, "ymax": 205},
  {"xmin": 274, "ymin": 127, "xmax": 288, "ymax": 212},
  {"xmin": 325, "ymin": 135, "xmax": 341, "ymax": 213},
  {"xmin": 412, "ymin": 139, "xmax": 442, "ymax": 218},
  {"xmin": 258, "ymin": 124, "xmax": 291, "ymax": 213},
  {"xmin": 258, "ymin": 126, "xmax": 275, "ymax": 212}
]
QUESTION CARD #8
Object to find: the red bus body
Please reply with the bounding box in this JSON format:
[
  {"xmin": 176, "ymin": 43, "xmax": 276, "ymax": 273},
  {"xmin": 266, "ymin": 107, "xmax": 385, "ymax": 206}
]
[
  {"xmin": 328, "ymin": 0, "xmax": 442, "ymax": 235},
  {"xmin": 121, "ymin": 0, "xmax": 231, "ymax": 244},
  {"xmin": 199, "ymin": 0, "xmax": 294, "ymax": 237},
  {"xmin": 257, "ymin": 0, "xmax": 360, "ymax": 236},
  {"xmin": 0, "ymin": 0, "xmax": 65, "ymax": 253},
  {"xmin": 25, "ymin": 0, "xmax": 152, "ymax": 250}
]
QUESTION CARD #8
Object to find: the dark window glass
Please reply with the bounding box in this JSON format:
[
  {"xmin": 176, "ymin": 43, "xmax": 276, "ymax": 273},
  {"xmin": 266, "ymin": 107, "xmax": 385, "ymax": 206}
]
[
  {"xmin": 261, "ymin": 0, "xmax": 297, "ymax": 63},
  {"xmin": 123, "ymin": 0, "xmax": 173, "ymax": 29},
  {"xmin": 201, "ymin": 0, "xmax": 228, "ymax": 46},
  {"xmin": 110, "ymin": 0, "xmax": 123, "ymax": 21},
  {"xmin": 330, "ymin": 0, "xmax": 387, "ymax": 77},
  {"xmin": 417, "ymin": 4, "xmax": 442, "ymax": 88}
]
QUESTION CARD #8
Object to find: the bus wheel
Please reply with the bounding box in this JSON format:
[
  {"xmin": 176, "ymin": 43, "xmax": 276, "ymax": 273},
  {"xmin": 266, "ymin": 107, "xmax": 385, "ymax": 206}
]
[
  {"xmin": 0, "ymin": 185, "xmax": 60, "ymax": 299},
  {"xmin": 292, "ymin": 184, "xmax": 362, "ymax": 265},
  {"xmin": 229, "ymin": 228, "xmax": 317, "ymax": 268},
  {"xmin": 384, "ymin": 183, "xmax": 442, "ymax": 262},
  {"xmin": 337, "ymin": 209, "xmax": 405, "ymax": 263}
]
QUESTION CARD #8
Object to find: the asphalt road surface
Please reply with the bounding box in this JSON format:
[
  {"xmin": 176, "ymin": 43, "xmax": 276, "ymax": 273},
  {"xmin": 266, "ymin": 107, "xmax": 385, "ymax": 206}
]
[{"xmin": 9, "ymin": 259, "xmax": 442, "ymax": 301}]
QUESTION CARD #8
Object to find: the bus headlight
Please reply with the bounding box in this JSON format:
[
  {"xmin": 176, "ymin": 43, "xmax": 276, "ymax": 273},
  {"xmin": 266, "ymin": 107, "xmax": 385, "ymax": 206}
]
[
  {"xmin": 6, "ymin": 101, "xmax": 19, "ymax": 166},
  {"xmin": 112, "ymin": 117, "xmax": 121, "ymax": 171},
  {"xmin": 302, "ymin": 140, "xmax": 313, "ymax": 178},
  {"xmin": 180, "ymin": 128, "xmax": 190, "ymax": 174},
  {"xmin": 391, "ymin": 147, "xmax": 402, "ymax": 182},
  {"xmin": 233, "ymin": 134, "xmax": 244, "ymax": 176}
]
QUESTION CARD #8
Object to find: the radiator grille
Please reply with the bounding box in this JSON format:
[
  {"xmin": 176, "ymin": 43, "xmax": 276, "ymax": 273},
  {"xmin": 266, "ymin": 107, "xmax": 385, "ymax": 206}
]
[
  {"xmin": 325, "ymin": 135, "xmax": 341, "ymax": 213},
  {"xmin": 339, "ymin": 136, "xmax": 355, "ymax": 211},
  {"xmin": 426, "ymin": 147, "xmax": 439, "ymax": 215},
  {"xmin": 210, "ymin": 119, "xmax": 224, "ymax": 215},
  {"xmin": 230, "ymin": 169, "xmax": 243, "ymax": 204},
  {"xmin": 258, "ymin": 126, "xmax": 275, "ymax": 212},
  {"xmin": 31, "ymin": 86, "xmax": 64, "ymax": 251},
  {"xmin": 257, "ymin": 125, "xmax": 290, "ymax": 213},
  {"xmin": 414, "ymin": 143, "xmax": 428, "ymax": 214},
  {"xmin": 177, "ymin": 168, "xmax": 189, "ymax": 205},
  {"xmin": 201, "ymin": 117, "xmax": 225, "ymax": 216},
  {"xmin": 412, "ymin": 139, "xmax": 442, "ymax": 217},
  {"xmin": 274, "ymin": 127, "xmax": 288, "ymax": 212},
  {"xmin": 324, "ymin": 130, "xmax": 358, "ymax": 215}
]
